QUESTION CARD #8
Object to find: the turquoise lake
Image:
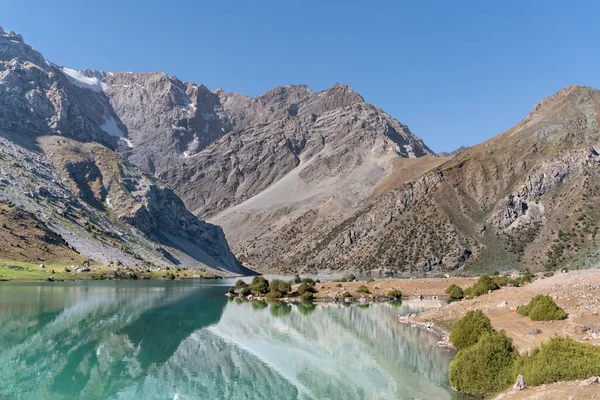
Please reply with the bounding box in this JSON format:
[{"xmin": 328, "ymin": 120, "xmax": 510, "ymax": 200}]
[{"xmin": 0, "ymin": 280, "xmax": 456, "ymax": 399}]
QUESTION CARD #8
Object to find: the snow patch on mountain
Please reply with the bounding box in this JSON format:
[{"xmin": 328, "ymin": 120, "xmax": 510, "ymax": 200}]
[
  {"xmin": 101, "ymin": 116, "xmax": 126, "ymax": 138},
  {"xmin": 61, "ymin": 67, "xmax": 107, "ymax": 92}
]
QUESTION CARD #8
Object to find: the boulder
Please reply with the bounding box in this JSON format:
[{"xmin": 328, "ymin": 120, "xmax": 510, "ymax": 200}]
[
  {"xmin": 566, "ymin": 322, "xmax": 591, "ymax": 334},
  {"xmin": 527, "ymin": 329, "xmax": 543, "ymax": 336},
  {"xmin": 513, "ymin": 375, "xmax": 526, "ymax": 391},
  {"xmin": 579, "ymin": 376, "xmax": 599, "ymax": 387}
]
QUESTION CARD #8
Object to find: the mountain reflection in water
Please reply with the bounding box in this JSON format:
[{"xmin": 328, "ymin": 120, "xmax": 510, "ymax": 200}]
[{"xmin": 0, "ymin": 281, "xmax": 454, "ymax": 399}]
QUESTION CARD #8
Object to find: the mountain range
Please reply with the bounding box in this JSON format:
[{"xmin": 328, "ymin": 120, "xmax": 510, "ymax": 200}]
[{"xmin": 1, "ymin": 26, "xmax": 599, "ymax": 275}]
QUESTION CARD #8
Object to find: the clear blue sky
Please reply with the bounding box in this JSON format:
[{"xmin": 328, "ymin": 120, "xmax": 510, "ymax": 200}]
[{"xmin": 3, "ymin": 0, "xmax": 600, "ymax": 152}]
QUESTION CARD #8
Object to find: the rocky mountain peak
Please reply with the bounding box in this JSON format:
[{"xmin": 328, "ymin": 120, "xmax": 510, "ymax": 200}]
[
  {"xmin": 324, "ymin": 82, "xmax": 364, "ymax": 102},
  {"xmin": 527, "ymin": 85, "xmax": 597, "ymax": 120},
  {"xmin": 0, "ymin": 29, "xmax": 46, "ymax": 67}
]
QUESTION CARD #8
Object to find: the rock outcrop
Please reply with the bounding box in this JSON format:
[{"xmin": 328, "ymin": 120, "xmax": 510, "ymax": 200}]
[{"xmin": 0, "ymin": 29, "xmax": 247, "ymax": 274}]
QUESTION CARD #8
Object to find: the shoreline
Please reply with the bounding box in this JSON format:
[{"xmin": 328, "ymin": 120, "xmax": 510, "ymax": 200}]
[
  {"xmin": 0, "ymin": 262, "xmax": 224, "ymax": 282},
  {"xmin": 398, "ymin": 314, "xmax": 453, "ymax": 348}
]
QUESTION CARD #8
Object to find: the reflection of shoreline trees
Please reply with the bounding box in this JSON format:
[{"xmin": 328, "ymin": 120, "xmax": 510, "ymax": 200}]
[
  {"xmin": 0, "ymin": 283, "xmax": 228, "ymax": 399},
  {"xmin": 0, "ymin": 284, "xmax": 453, "ymax": 400},
  {"xmin": 220, "ymin": 300, "xmax": 453, "ymax": 399}
]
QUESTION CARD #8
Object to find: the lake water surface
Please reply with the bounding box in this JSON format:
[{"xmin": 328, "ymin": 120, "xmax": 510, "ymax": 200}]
[{"xmin": 0, "ymin": 280, "xmax": 455, "ymax": 399}]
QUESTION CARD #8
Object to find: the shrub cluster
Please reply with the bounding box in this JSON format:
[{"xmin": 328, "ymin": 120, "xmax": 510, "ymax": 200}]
[
  {"xmin": 464, "ymin": 275, "xmax": 500, "ymax": 298},
  {"xmin": 445, "ymin": 284, "xmax": 464, "ymax": 302},
  {"xmin": 449, "ymin": 331, "xmax": 517, "ymax": 395},
  {"xmin": 300, "ymin": 291, "xmax": 314, "ymax": 301},
  {"xmin": 462, "ymin": 273, "xmax": 533, "ymax": 299},
  {"xmin": 449, "ymin": 310, "xmax": 495, "ymax": 350},
  {"xmin": 517, "ymin": 295, "xmax": 567, "ymax": 321},
  {"xmin": 269, "ymin": 279, "xmax": 292, "ymax": 296},
  {"xmin": 249, "ymin": 276, "xmax": 269, "ymax": 294},
  {"xmin": 297, "ymin": 281, "xmax": 317, "ymax": 296},
  {"xmin": 233, "ymin": 275, "xmax": 319, "ymax": 301},
  {"xmin": 387, "ymin": 289, "xmax": 402, "ymax": 300},
  {"xmin": 514, "ymin": 337, "xmax": 600, "ymax": 386},
  {"xmin": 235, "ymin": 279, "xmax": 248, "ymax": 289},
  {"xmin": 356, "ymin": 285, "xmax": 369, "ymax": 293},
  {"xmin": 333, "ymin": 273, "xmax": 356, "ymax": 283},
  {"xmin": 449, "ymin": 305, "xmax": 587, "ymax": 396}
]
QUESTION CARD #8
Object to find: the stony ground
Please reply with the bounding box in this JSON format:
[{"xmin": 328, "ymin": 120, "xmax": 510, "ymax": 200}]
[{"xmin": 495, "ymin": 379, "xmax": 599, "ymax": 399}]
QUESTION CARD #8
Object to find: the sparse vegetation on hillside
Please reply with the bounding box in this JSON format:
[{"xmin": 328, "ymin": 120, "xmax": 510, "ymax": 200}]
[
  {"xmin": 514, "ymin": 337, "xmax": 600, "ymax": 386},
  {"xmin": 463, "ymin": 275, "xmax": 500, "ymax": 298}
]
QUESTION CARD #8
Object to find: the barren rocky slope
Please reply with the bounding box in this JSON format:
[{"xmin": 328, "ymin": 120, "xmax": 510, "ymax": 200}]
[
  {"xmin": 90, "ymin": 67, "xmax": 600, "ymax": 275},
  {"xmin": 81, "ymin": 63, "xmax": 436, "ymax": 274},
  {"xmin": 0, "ymin": 28, "xmax": 247, "ymax": 274},
  {"xmin": 279, "ymin": 85, "xmax": 600, "ymax": 275},
  {"xmin": 4, "ymin": 26, "xmax": 599, "ymax": 276}
]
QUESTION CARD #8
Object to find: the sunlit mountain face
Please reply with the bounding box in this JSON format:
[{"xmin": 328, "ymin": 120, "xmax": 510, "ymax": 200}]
[{"xmin": 0, "ymin": 281, "xmax": 454, "ymax": 400}]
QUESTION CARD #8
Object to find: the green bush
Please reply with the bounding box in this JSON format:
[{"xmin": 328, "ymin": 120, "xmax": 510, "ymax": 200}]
[
  {"xmin": 493, "ymin": 275, "xmax": 509, "ymax": 287},
  {"xmin": 356, "ymin": 285, "xmax": 369, "ymax": 293},
  {"xmin": 445, "ymin": 284, "xmax": 458, "ymax": 294},
  {"xmin": 235, "ymin": 279, "xmax": 248, "ymax": 288},
  {"xmin": 507, "ymin": 278, "xmax": 520, "ymax": 286},
  {"xmin": 520, "ymin": 272, "xmax": 532, "ymax": 284},
  {"xmin": 301, "ymin": 277, "xmax": 316, "ymax": 286},
  {"xmin": 367, "ymin": 277, "xmax": 375, "ymax": 283},
  {"xmin": 265, "ymin": 290, "xmax": 283, "ymax": 299},
  {"xmin": 387, "ymin": 290, "xmax": 402, "ymax": 300},
  {"xmin": 514, "ymin": 337, "xmax": 600, "ymax": 386},
  {"xmin": 469, "ymin": 275, "xmax": 500, "ymax": 297},
  {"xmin": 300, "ymin": 291, "xmax": 314, "ymax": 301},
  {"xmin": 294, "ymin": 274, "xmax": 302, "ymax": 284},
  {"xmin": 450, "ymin": 310, "xmax": 495, "ymax": 350},
  {"xmin": 240, "ymin": 287, "xmax": 251, "ymax": 296},
  {"xmin": 341, "ymin": 291, "xmax": 352, "ymax": 298},
  {"xmin": 228, "ymin": 287, "xmax": 235, "ymax": 294},
  {"xmin": 249, "ymin": 276, "xmax": 269, "ymax": 294},
  {"xmin": 297, "ymin": 282, "xmax": 316, "ymax": 295},
  {"xmin": 447, "ymin": 285, "xmax": 464, "ymax": 302},
  {"xmin": 346, "ymin": 274, "xmax": 356, "ymax": 282},
  {"xmin": 449, "ymin": 331, "xmax": 517, "ymax": 396},
  {"xmin": 269, "ymin": 279, "xmax": 292, "ymax": 295},
  {"xmin": 463, "ymin": 286, "xmax": 472, "ymax": 298},
  {"xmin": 517, "ymin": 295, "xmax": 566, "ymax": 321}
]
